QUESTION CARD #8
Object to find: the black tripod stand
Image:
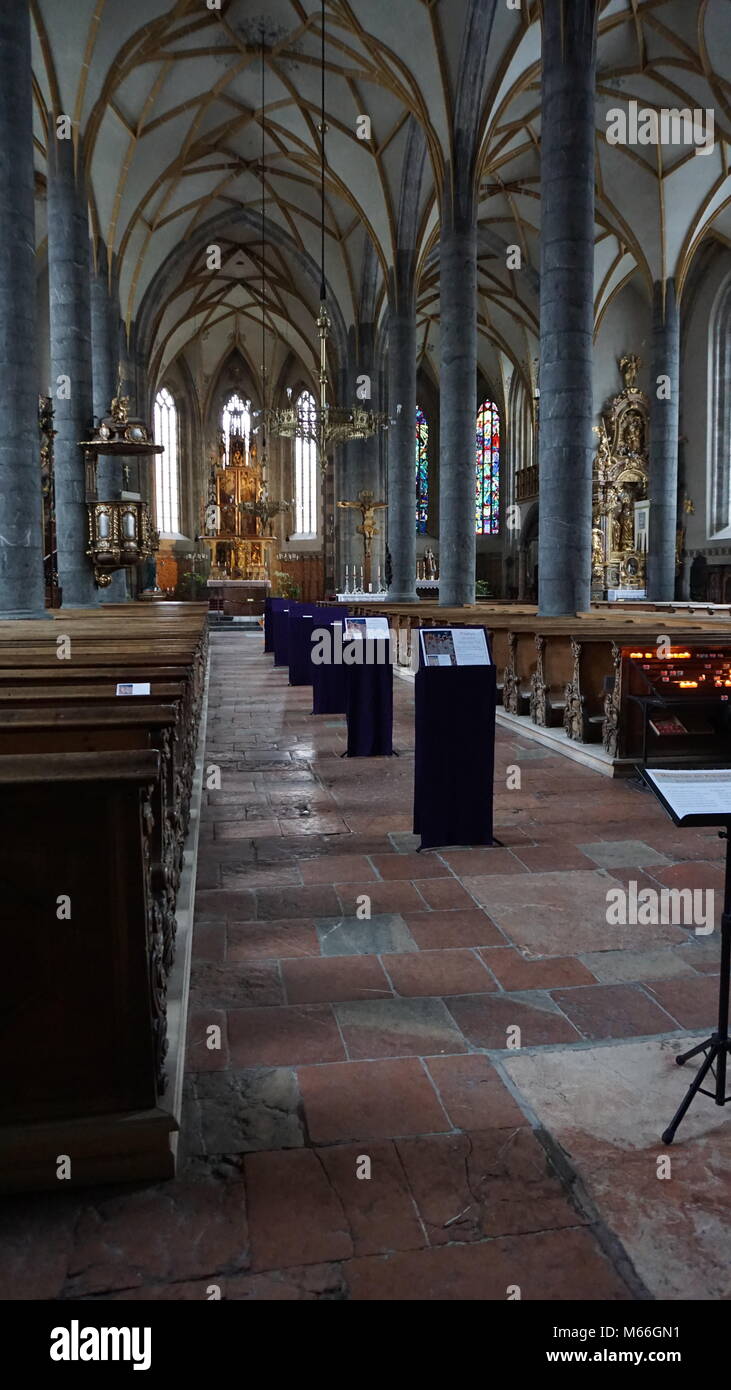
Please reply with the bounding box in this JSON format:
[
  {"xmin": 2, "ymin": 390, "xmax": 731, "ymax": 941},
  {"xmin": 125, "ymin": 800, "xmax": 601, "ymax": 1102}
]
[{"xmin": 662, "ymin": 826, "xmax": 731, "ymax": 1144}]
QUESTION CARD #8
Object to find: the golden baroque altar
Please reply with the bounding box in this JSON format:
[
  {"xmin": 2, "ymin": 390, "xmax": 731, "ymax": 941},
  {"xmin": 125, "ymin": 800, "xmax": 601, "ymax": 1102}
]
[{"xmin": 591, "ymin": 354, "xmax": 650, "ymax": 596}]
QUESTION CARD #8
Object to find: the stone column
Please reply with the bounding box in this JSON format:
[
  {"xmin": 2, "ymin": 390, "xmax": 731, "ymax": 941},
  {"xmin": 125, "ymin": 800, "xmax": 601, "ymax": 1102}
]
[
  {"xmin": 438, "ymin": 217, "xmax": 477, "ymax": 606},
  {"xmin": 387, "ymin": 284, "xmax": 418, "ymax": 601},
  {"xmin": 0, "ymin": 0, "xmax": 47, "ymax": 617},
  {"xmin": 47, "ymin": 137, "xmax": 98, "ymax": 606},
  {"xmin": 91, "ymin": 243, "xmax": 126, "ymax": 602},
  {"xmin": 647, "ymin": 279, "xmax": 680, "ymax": 600},
  {"xmin": 537, "ymin": 0, "xmax": 597, "ymax": 616}
]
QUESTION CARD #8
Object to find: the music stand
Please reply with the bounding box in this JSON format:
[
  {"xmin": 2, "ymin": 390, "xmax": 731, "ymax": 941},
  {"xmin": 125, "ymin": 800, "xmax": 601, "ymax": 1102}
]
[{"xmin": 641, "ymin": 767, "xmax": 731, "ymax": 1144}]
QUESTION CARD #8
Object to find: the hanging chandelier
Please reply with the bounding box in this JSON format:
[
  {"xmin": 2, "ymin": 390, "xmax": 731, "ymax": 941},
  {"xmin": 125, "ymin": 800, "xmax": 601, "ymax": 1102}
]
[{"xmin": 264, "ymin": 0, "xmax": 386, "ymax": 469}]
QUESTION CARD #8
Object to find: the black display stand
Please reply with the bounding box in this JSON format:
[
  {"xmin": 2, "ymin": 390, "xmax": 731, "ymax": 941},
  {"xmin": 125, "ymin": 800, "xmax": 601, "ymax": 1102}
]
[
  {"xmin": 272, "ymin": 603, "xmax": 290, "ymax": 668},
  {"xmin": 344, "ymin": 644, "xmax": 393, "ymax": 756},
  {"xmin": 263, "ymin": 596, "xmax": 277, "ymax": 654},
  {"xmin": 414, "ymin": 664, "xmax": 496, "ymax": 849},
  {"xmin": 289, "ymin": 604, "xmax": 315, "ymax": 687},
  {"xmin": 641, "ymin": 768, "xmax": 731, "ymax": 1144},
  {"xmin": 312, "ymin": 610, "xmax": 348, "ymax": 716}
]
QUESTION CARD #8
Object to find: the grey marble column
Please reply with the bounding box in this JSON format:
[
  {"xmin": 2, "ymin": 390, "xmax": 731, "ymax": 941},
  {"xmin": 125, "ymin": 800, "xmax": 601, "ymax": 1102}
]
[
  {"xmin": 0, "ymin": 0, "xmax": 47, "ymax": 617},
  {"xmin": 537, "ymin": 0, "xmax": 597, "ymax": 616},
  {"xmin": 91, "ymin": 244, "xmax": 126, "ymax": 602},
  {"xmin": 439, "ymin": 221, "xmax": 477, "ymax": 606},
  {"xmin": 647, "ymin": 279, "xmax": 680, "ymax": 600},
  {"xmin": 47, "ymin": 138, "xmax": 98, "ymax": 607},
  {"xmin": 387, "ymin": 291, "xmax": 418, "ymax": 601}
]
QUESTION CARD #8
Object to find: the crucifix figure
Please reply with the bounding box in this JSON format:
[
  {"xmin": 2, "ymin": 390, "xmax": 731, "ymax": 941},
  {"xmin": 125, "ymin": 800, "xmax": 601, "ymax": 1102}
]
[{"xmin": 337, "ymin": 489, "xmax": 387, "ymax": 591}]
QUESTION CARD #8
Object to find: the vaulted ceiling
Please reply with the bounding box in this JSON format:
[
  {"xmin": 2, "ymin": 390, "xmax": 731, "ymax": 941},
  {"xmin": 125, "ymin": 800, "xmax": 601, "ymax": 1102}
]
[{"xmin": 30, "ymin": 0, "xmax": 731, "ymax": 413}]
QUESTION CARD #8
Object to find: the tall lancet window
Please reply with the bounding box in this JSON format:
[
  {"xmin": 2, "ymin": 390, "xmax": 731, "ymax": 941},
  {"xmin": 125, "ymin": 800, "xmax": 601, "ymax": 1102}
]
[
  {"xmin": 222, "ymin": 393, "xmax": 251, "ymax": 466},
  {"xmin": 476, "ymin": 399, "xmax": 500, "ymax": 534},
  {"xmin": 416, "ymin": 406, "xmax": 429, "ymax": 533},
  {"xmin": 153, "ymin": 387, "xmax": 180, "ymax": 534},
  {"xmin": 294, "ymin": 390, "xmax": 317, "ymax": 536}
]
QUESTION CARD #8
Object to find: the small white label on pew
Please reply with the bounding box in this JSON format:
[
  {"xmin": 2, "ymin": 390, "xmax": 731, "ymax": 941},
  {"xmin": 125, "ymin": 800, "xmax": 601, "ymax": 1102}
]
[{"xmin": 116, "ymin": 682, "xmax": 151, "ymax": 696}]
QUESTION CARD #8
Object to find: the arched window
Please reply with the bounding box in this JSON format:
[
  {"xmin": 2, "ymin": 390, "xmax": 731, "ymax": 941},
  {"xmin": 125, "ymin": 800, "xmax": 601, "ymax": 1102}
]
[
  {"xmin": 153, "ymin": 387, "xmax": 180, "ymax": 534},
  {"xmin": 221, "ymin": 393, "xmax": 251, "ymax": 467},
  {"xmin": 294, "ymin": 390, "xmax": 317, "ymax": 536},
  {"xmin": 710, "ymin": 278, "xmax": 731, "ymax": 535},
  {"xmin": 416, "ymin": 406, "xmax": 429, "ymax": 533},
  {"xmin": 476, "ymin": 399, "xmax": 500, "ymax": 534}
]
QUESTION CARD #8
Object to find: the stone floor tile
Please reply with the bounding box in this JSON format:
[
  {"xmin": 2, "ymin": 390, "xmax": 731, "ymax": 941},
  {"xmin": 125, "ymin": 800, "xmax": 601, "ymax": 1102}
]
[
  {"xmin": 578, "ymin": 946, "xmax": 697, "ymax": 984},
  {"xmin": 316, "ymin": 912, "xmax": 418, "ymax": 956},
  {"xmin": 189, "ymin": 960, "xmax": 283, "ymax": 1009},
  {"xmin": 441, "ymin": 848, "xmax": 528, "ymax": 876},
  {"xmin": 186, "ymin": 1008, "xmax": 230, "ymax": 1072},
  {"xmin": 335, "ymin": 996, "xmax": 468, "ymax": 1059},
  {"xmin": 226, "ymin": 1264, "xmax": 347, "ymax": 1301},
  {"xmin": 255, "ymin": 884, "xmax": 341, "ymax": 920},
  {"xmin": 578, "ymin": 840, "xmax": 671, "ymax": 869},
  {"xmin": 297, "ymin": 1058, "xmax": 450, "ymax": 1142},
  {"xmin": 183, "ymin": 1069, "xmax": 304, "ymax": 1155},
  {"xmin": 463, "ymin": 870, "xmax": 686, "ymax": 954}
]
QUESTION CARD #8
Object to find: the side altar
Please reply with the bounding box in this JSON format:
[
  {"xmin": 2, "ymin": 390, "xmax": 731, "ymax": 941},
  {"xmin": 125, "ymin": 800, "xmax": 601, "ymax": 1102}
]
[{"xmin": 591, "ymin": 354, "xmax": 650, "ymax": 600}]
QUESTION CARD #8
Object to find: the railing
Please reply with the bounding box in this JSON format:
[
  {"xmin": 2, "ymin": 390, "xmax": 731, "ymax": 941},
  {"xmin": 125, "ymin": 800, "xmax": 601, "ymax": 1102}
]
[{"xmin": 516, "ymin": 465, "xmax": 539, "ymax": 502}]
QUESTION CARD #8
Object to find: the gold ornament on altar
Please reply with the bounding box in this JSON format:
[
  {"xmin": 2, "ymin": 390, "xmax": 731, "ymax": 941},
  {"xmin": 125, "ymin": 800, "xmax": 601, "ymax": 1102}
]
[{"xmin": 591, "ymin": 355, "xmax": 650, "ymax": 595}]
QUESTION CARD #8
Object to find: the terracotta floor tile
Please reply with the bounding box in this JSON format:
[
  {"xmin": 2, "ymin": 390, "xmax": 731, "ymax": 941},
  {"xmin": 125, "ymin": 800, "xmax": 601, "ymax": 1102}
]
[
  {"xmin": 282, "ymin": 955, "xmax": 392, "ymax": 1005},
  {"xmin": 382, "ymin": 949, "xmax": 496, "ymax": 998},
  {"xmin": 370, "ymin": 852, "xmax": 449, "ymax": 880},
  {"xmin": 550, "ymin": 983, "xmax": 678, "ymax": 1040},
  {"xmin": 185, "ymin": 1009, "xmax": 230, "ymax": 1072},
  {"xmin": 227, "ymin": 920, "xmax": 320, "ymax": 961},
  {"xmin": 425, "ymin": 1054, "xmax": 526, "ymax": 1131},
  {"xmin": 297, "ymin": 1058, "xmax": 450, "ymax": 1142},
  {"xmin": 405, "ymin": 908, "xmax": 505, "ymax": 950},
  {"xmin": 644, "ymin": 974, "xmax": 722, "ymax": 1029},
  {"xmin": 479, "ymin": 948, "xmax": 597, "ymax": 991},
  {"xmin": 395, "ymin": 1129, "xmax": 581, "ymax": 1242},
  {"xmin": 441, "ymin": 848, "xmax": 528, "ymax": 876},
  {"xmin": 300, "ymin": 855, "xmax": 377, "ymax": 884},
  {"xmin": 337, "ymin": 881, "xmax": 426, "ymax": 916},
  {"xmin": 227, "ymin": 1005, "xmax": 345, "ymax": 1066},
  {"xmin": 245, "ymin": 1150, "xmax": 353, "ymax": 1270},
  {"xmin": 255, "ymin": 884, "xmax": 341, "ymax": 920},
  {"xmin": 316, "ymin": 1142, "xmax": 426, "ymax": 1256},
  {"xmin": 446, "ymin": 992, "xmax": 582, "ymax": 1049},
  {"xmin": 414, "ymin": 878, "xmax": 476, "ymax": 910},
  {"xmin": 190, "ymin": 960, "xmax": 283, "ymax": 1009},
  {"xmin": 343, "ymin": 1228, "xmax": 632, "ymax": 1301}
]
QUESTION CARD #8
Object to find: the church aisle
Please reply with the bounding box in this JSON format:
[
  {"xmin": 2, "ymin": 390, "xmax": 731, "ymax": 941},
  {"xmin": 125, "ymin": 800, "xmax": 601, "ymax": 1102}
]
[{"xmin": 2, "ymin": 629, "xmax": 729, "ymax": 1301}]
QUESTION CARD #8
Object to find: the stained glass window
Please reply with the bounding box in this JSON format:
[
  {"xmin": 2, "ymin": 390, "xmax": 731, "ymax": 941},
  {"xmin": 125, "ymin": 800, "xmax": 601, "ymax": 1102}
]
[
  {"xmin": 476, "ymin": 400, "xmax": 500, "ymax": 534},
  {"xmin": 416, "ymin": 406, "xmax": 429, "ymax": 533},
  {"xmin": 153, "ymin": 387, "xmax": 180, "ymax": 534},
  {"xmin": 294, "ymin": 390, "xmax": 317, "ymax": 536}
]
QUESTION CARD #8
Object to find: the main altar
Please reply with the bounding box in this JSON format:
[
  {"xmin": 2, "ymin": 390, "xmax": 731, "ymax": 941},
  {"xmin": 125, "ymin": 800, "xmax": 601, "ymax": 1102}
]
[
  {"xmin": 201, "ymin": 427, "xmax": 277, "ymax": 582},
  {"xmin": 591, "ymin": 354, "xmax": 650, "ymax": 600}
]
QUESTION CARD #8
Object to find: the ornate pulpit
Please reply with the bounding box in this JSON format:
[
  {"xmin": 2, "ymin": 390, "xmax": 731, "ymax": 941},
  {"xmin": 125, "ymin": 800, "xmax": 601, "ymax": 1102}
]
[{"xmin": 591, "ymin": 354, "xmax": 650, "ymax": 598}]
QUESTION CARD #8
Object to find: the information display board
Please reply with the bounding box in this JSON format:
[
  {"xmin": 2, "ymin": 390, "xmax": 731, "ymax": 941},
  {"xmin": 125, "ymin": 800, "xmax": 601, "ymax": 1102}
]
[
  {"xmin": 345, "ymin": 616, "xmax": 391, "ymax": 641},
  {"xmin": 642, "ymin": 767, "xmax": 731, "ymax": 826},
  {"xmin": 413, "ymin": 629, "xmax": 496, "ymax": 849},
  {"xmin": 419, "ymin": 627, "xmax": 491, "ymax": 668}
]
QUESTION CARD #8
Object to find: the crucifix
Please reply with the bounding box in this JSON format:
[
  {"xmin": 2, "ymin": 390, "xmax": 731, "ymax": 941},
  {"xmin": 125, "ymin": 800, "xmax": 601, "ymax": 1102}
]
[{"xmin": 337, "ymin": 489, "xmax": 387, "ymax": 593}]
